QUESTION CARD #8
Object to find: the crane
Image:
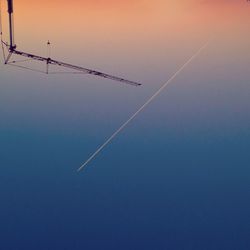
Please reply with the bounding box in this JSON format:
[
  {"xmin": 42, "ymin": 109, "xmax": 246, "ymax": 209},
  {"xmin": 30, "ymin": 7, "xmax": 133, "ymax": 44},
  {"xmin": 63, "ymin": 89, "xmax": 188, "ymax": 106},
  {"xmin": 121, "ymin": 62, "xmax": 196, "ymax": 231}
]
[{"xmin": 0, "ymin": 0, "xmax": 141, "ymax": 86}]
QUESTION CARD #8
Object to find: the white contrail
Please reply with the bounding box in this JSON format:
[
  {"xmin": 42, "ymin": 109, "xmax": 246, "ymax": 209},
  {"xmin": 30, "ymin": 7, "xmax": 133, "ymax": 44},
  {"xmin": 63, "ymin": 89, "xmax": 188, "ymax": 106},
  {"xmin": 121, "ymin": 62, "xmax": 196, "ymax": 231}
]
[{"xmin": 77, "ymin": 40, "xmax": 211, "ymax": 172}]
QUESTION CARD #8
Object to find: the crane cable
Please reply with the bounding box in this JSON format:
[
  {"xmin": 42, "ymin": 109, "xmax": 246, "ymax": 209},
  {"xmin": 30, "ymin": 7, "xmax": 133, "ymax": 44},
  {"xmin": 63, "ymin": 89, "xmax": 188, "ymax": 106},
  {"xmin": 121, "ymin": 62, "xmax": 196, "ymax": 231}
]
[
  {"xmin": 7, "ymin": 62, "xmax": 47, "ymax": 74},
  {"xmin": 0, "ymin": 0, "xmax": 7, "ymax": 61},
  {"xmin": 0, "ymin": 0, "xmax": 3, "ymax": 36}
]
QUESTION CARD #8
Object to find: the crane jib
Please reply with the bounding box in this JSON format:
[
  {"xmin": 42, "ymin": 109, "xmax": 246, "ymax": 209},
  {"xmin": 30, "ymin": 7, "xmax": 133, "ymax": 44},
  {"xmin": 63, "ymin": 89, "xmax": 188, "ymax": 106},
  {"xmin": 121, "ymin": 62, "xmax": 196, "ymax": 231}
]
[{"xmin": 2, "ymin": 0, "xmax": 141, "ymax": 86}]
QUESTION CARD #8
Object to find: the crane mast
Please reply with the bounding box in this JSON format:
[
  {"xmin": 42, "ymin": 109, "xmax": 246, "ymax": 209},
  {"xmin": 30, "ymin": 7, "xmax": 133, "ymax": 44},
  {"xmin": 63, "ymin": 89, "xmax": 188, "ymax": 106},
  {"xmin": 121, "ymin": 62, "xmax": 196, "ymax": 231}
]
[{"xmin": 7, "ymin": 0, "xmax": 15, "ymax": 50}]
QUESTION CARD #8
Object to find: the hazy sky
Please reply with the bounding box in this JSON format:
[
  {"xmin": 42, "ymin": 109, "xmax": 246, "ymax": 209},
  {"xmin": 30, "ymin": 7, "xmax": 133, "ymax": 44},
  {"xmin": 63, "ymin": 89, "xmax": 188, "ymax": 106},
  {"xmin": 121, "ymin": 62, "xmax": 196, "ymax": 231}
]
[{"xmin": 0, "ymin": 1, "xmax": 250, "ymax": 250}]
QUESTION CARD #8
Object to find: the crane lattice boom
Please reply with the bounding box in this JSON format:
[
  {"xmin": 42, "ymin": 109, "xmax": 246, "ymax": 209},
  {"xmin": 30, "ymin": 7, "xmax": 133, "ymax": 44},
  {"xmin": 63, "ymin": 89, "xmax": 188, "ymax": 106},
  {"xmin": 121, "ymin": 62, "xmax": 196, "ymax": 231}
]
[{"xmin": 1, "ymin": 0, "xmax": 141, "ymax": 87}]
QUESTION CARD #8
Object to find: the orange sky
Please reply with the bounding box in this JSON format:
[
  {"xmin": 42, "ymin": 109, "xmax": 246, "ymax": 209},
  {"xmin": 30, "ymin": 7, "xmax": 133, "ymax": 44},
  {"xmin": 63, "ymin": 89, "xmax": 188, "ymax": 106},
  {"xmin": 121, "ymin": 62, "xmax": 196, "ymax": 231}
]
[
  {"xmin": 9, "ymin": 0, "xmax": 248, "ymax": 36},
  {"xmin": 1, "ymin": 0, "xmax": 249, "ymax": 62}
]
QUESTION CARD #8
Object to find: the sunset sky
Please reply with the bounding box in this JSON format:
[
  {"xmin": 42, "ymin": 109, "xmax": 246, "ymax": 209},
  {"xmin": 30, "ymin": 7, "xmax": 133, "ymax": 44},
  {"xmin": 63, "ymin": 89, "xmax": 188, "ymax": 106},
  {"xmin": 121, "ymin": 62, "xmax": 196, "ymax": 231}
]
[{"xmin": 0, "ymin": 1, "xmax": 250, "ymax": 249}]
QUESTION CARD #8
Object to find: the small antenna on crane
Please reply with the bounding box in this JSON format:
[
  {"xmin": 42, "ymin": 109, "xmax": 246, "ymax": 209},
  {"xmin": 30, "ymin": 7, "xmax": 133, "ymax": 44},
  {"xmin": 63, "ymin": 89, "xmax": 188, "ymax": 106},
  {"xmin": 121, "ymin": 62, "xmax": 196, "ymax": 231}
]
[
  {"xmin": 46, "ymin": 40, "xmax": 51, "ymax": 74},
  {"xmin": 47, "ymin": 40, "xmax": 51, "ymax": 58},
  {"xmin": 1, "ymin": 0, "xmax": 141, "ymax": 86}
]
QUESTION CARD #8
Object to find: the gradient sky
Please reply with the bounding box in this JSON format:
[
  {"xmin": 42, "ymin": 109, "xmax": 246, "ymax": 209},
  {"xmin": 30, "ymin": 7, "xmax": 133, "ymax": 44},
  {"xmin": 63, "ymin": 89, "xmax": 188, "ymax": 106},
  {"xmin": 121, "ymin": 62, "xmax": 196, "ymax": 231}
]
[{"xmin": 0, "ymin": 1, "xmax": 250, "ymax": 250}]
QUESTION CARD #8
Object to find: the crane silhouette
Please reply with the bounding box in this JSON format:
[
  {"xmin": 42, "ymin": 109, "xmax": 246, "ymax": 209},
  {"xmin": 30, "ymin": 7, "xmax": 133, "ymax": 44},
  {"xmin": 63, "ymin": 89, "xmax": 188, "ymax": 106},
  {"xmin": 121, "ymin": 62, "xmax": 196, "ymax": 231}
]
[{"xmin": 0, "ymin": 0, "xmax": 141, "ymax": 87}]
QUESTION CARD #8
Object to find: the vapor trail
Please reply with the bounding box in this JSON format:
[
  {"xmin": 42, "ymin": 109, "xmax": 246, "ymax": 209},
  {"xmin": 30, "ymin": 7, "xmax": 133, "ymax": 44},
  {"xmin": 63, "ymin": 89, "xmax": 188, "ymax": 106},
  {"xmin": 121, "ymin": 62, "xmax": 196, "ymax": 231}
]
[{"xmin": 77, "ymin": 40, "xmax": 210, "ymax": 172}]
